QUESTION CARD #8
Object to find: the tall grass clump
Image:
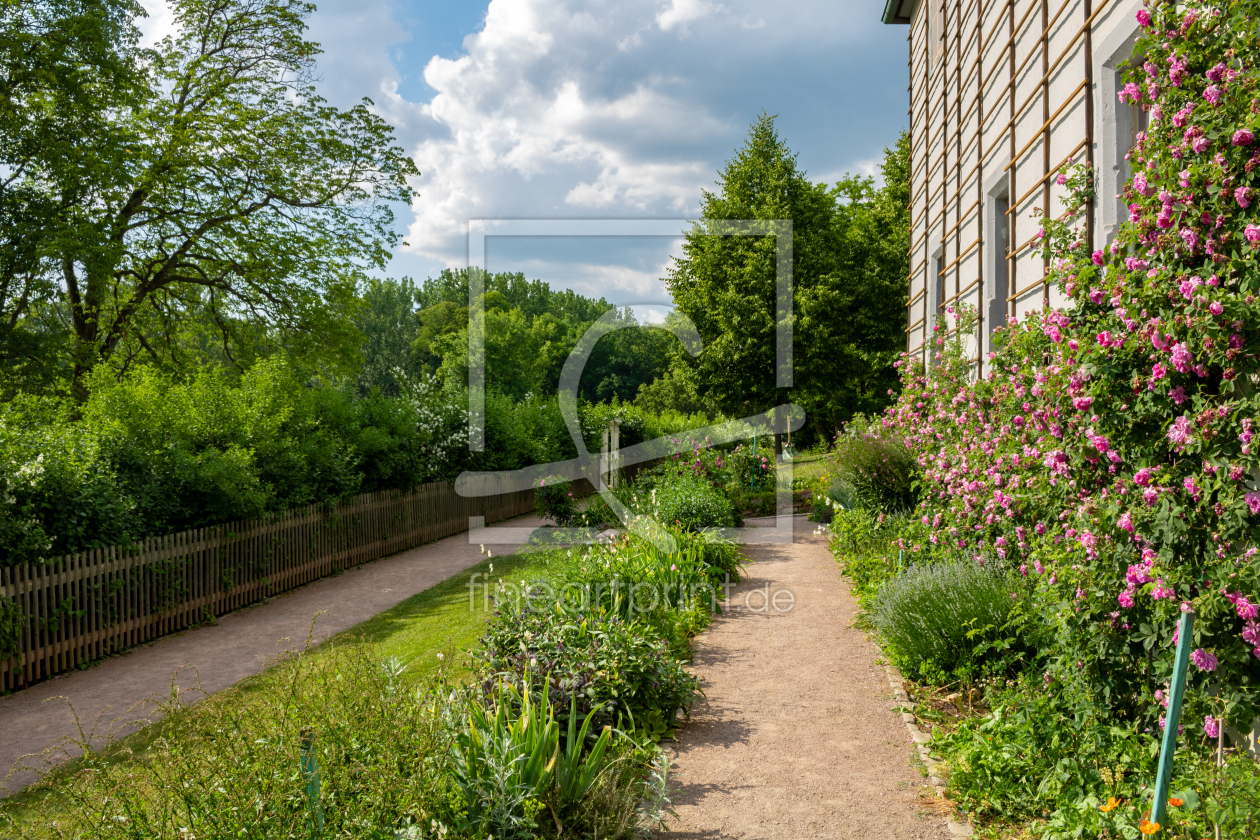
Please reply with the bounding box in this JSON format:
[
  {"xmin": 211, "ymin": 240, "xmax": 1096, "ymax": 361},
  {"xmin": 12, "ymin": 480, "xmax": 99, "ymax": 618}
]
[
  {"xmin": 3, "ymin": 642, "xmax": 454, "ymax": 839},
  {"xmin": 870, "ymin": 561, "xmax": 1016, "ymax": 683}
]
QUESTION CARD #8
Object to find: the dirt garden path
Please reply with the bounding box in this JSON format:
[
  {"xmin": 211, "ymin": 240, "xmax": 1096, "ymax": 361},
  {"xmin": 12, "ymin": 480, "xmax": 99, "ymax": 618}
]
[
  {"xmin": 663, "ymin": 516, "xmax": 952, "ymax": 840},
  {"xmin": 0, "ymin": 514, "xmax": 552, "ymax": 798}
]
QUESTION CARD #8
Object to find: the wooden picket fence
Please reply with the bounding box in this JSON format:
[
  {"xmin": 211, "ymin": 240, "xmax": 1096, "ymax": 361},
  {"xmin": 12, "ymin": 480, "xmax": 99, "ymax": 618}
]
[{"xmin": 0, "ymin": 481, "xmax": 536, "ymax": 692}]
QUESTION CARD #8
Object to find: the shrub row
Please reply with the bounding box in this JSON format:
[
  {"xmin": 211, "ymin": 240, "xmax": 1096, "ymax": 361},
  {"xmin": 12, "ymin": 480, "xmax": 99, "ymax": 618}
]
[{"xmin": 0, "ymin": 359, "xmax": 709, "ymax": 567}]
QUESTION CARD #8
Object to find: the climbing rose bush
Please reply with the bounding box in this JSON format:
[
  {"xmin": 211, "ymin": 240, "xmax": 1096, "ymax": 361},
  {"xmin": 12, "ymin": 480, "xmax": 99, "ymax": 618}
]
[{"xmin": 882, "ymin": 0, "xmax": 1260, "ymax": 740}]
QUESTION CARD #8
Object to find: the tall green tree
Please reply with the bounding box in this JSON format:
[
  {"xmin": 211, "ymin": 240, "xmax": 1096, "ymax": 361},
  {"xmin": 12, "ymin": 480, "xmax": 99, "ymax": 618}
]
[
  {"xmin": 353, "ymin": 277, "xmax": 419, "ymax": 396},
  {"xmin": 665, "ymin": 114, "xmax": 840, "ymax": 444},
  {"xmin": 0, "ymin": 0, "xmax": 145, "ymax": 394},
  {"xmin": 665, "ymin": 117, "xmax": 909, "ymax": 444},
  {"xmin": 797, "ymin": 132, "xmax": 910, "ymax": 434},
  {"xmin": 2, "ymin": 0, "xmax": 419, "ymax": 398}
]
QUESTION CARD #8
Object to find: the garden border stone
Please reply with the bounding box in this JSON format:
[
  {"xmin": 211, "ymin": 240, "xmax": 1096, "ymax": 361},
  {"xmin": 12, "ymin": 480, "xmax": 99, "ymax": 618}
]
[{"xmin": 882, "ymin": 661, "xmax": 975, "ymax": 838}]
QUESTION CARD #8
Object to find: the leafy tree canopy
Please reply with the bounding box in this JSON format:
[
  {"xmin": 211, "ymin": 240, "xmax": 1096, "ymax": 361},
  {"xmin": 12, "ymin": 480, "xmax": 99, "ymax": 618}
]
[
  {"xmin": 1, "ymin": 0, "xmax": 419, "ymax": 398},
  {"xmin": 665, "ymin": 115, "xmax": 909, "ymax": 439}
]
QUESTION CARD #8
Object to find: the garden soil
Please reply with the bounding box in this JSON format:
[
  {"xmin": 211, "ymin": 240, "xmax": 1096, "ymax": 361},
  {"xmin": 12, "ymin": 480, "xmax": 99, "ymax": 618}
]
[
  {"xmin": 663, "ymin": 515, "xmax": 952, "ymax": 839},
  {"xmin": 0, "ymin": 514, "xmax": 552, "ymax": 798}
]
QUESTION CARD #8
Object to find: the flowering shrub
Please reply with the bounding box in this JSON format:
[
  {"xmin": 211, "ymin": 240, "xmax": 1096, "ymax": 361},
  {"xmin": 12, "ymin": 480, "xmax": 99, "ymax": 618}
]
[
  {"xmin": 879, "ymin": 0, "xmax": 1260, "ymax": 770},
  {"xmin": 831, "ymin": 415, "xmax": 918, "ymax": 512},
  {"xmin": 725, "ymin": 443, "xmax": 774, "ymax": 491},
  {"xmin": 533, "ymin": 477, "xmax": 579, "ymax": 526}
]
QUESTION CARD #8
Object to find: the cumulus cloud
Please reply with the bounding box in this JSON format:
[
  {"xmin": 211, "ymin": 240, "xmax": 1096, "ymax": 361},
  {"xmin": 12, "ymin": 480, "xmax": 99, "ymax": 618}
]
[
  {"xmin": 137, "ymin": 0, "xmax": 911, "ymax": 303},
  {"xmin": 398, "ymin": 0, "xmax": 903, "ymax": 276},
  {"xmin": 656, "ymin": 0, "xmax": 719, "ymax": 31}
]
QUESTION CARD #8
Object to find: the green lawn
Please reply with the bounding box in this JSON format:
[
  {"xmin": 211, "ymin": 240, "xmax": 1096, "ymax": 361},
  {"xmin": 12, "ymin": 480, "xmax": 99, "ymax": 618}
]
[
  {"xmin": 338, "ymin": 548, "xmax": 561, "ymax": 684},
  {"xmin": 0, "ymin": 545, "xmax": 560, "ymax": 830},
  {"xmin": 785, "ymin": 451, "xmax": 834, "ymax": 486}
]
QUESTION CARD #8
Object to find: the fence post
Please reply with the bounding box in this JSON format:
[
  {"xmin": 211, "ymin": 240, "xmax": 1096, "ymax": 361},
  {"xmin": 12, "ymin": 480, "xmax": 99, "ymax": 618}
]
[{"xmin": 1151, "ymin": 608, "xmax": 1194, "ymax": 830}]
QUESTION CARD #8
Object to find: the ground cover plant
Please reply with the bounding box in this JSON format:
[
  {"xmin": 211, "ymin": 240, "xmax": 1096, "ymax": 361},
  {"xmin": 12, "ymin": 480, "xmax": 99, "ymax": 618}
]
[{"xmin": 823, "ymin": 1, "xmax": 1260, "ymax": 831}]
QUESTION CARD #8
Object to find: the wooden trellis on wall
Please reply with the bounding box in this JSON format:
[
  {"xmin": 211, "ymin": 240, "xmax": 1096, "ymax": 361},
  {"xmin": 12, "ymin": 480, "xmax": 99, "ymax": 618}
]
[{"xmin": 905, "ymin": 0, "xmax": 1122, "ymax": 369}]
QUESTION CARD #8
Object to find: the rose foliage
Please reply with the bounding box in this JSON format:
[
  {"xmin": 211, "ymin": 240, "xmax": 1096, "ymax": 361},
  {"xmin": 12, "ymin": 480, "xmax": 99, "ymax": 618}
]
[{"xmin": 883, "ymin": 0, "xmax": 1260, "ymax": 746}]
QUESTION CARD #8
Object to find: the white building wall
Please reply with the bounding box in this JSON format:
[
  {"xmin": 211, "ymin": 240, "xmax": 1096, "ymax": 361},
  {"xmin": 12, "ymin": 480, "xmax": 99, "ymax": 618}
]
[{"xmin": 900, "ymin": 0, "xmax": 1142, "ymax": 372}]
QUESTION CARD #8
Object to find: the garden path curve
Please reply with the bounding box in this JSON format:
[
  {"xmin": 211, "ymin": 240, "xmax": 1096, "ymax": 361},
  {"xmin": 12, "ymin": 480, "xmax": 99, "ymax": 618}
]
[
  {"xmin": 0, "ymin": 514, "xmax": 551, "ymax": 798},
  {"xmin": 664, "ymin": 516, "xmax": 951, "ymax": 840}
]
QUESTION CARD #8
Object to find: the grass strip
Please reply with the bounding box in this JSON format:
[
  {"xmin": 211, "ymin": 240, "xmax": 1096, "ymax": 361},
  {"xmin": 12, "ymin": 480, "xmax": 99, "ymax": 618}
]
[{"xmin": 0, "ymin": 547, "xmax": 555, "ymax": 833}]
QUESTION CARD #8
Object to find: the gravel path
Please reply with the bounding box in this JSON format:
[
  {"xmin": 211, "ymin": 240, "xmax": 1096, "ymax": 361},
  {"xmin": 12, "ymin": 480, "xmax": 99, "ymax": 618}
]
[
  {"xmin": 663, "ymin": 517, "xmax": 951, "ymax": 840},
  {"xmin": 0, "ymin": 514, "xmax": 551, "ymax": 797}
]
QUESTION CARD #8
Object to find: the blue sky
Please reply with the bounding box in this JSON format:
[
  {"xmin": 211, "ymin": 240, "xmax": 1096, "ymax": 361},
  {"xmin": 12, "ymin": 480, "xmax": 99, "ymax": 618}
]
[{"xmin": 141, "ymin": 0, "xmax": 911, "ymax": 306}]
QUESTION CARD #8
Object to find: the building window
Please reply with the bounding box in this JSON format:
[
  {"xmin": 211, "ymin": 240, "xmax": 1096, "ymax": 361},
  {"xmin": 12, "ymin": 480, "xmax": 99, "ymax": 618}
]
[
  {"xmin": 981, "ymin": 167, "xmax": 1012, "ymax": 368},
  {"xmin": 935, "ymin": 253, "xmax": 945, "ymax": 319},
  {"xmin": 1119, "ymin": 64, "xmax": 1149, "ymax": 186},
  {"xmin": 1095, "ymin": 17, "xmax": 1144, "ymax": 246},
  {"xmin": 988, "ymin": 193, "xmax": 1009, "ymax": 336}
]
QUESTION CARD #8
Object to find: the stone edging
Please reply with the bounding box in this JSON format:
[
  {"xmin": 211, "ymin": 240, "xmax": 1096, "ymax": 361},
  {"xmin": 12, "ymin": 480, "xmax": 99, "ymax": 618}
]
[{"xmin": 881, "ymin": 661, "xmax": 976, "ymax": 838}]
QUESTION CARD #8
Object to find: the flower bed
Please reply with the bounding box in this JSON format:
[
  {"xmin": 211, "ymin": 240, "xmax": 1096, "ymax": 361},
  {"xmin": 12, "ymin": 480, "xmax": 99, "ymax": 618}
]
[{"xmin": 823, "ymin": 2, "xmax": 1260, "ymax": 833}]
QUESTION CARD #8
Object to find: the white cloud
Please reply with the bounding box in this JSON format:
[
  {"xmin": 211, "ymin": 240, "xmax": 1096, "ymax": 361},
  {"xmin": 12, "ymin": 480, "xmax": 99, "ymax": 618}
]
[
  {"xmin": 287, "ymin": 0, "xmax": 912, "ymax": 302},
  {"xmin": 404, "ymin": 0, "xmax": 740, "ymax": 263},
  {"xmin": 136, "ymin": 0, "xmax": 176, "ymax": 48},
  {"xmin": 656, "ymin": 0, "xmax": 719, "ymax": 32}
]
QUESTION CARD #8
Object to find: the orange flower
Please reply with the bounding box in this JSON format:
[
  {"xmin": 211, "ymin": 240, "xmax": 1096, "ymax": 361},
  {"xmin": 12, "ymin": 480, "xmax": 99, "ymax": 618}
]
[
  {"xmin": 1169, "ymin": 797, "xmax": 1184, "ymax": 807},
  {"xmin": 1139, "ymin": 819, "xmax": 1161, "ymax": 835},
  {"xmin": 1100, "ymin": 797, "xmax": 1121, "ymax": 812}
]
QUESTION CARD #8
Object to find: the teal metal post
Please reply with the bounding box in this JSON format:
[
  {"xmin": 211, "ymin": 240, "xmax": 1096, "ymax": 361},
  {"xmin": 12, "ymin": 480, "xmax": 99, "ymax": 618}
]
[
  {"xmin": 752, "ymin": 432, "xmax": 758, "ymax": 491},
  {"xmin": 1151, "ymin": 609, "xmax": 1195, "ymax": 830},
  {"xmin": 300, "ymin": 727, "xmax": 324, "ymax": 838}
]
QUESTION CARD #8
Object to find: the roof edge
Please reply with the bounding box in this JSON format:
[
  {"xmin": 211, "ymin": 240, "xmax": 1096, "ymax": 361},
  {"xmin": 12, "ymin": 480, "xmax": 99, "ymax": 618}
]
[{"xmin": 881, "ymin": 0, "xmax": 917, "ymax": 24}]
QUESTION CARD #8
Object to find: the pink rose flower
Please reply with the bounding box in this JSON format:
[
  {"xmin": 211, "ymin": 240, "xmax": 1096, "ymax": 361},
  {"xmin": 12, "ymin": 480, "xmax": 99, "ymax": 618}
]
[
  {"xmin": 1234, "ymin": 129, "xmax": 1255, "ymax": 146},
  {"xmin": 1170, "ymin": 341, "xmax": 1193, "ymax": 373},
  {"xmin": 1237, "ymin": 187, "xmax": 1252, "ymax": 208},
  {"xmin": 1246, "ymin": 491, "xmax": 1260, "ymax": 515},
  {"xmin": 1167, "ymin": 414, "xmax": 1191, "ymax": 447},
  {"xmin": 1247, "ymin": 224, "xmax": 1260, "ymax": 245},
  {"xmin": 1091, "ymin": 249, "xmax": 1104, "ymax": 266},
  {"xmin": 1204, "ymin": 84, "xmax": 1223, "ymax": 105},
  {"xmin": 1193, "ymin": 136, "xmax": 1211, "ymax": 153},
  {"xmin": 1205, "ymin": 715, "xmax": 1220, "ymax": 739},
  {"xmin": 1210, "ymin": 301, "xmax": 1223, "ymax": 315},
  {"xmin": 1192, "ymin": 648, "xmax": 1218, "ymax": 672},
  {"xmin": 1136, "ymin": 8, "xmax": 1151, "ymax": 26}
]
